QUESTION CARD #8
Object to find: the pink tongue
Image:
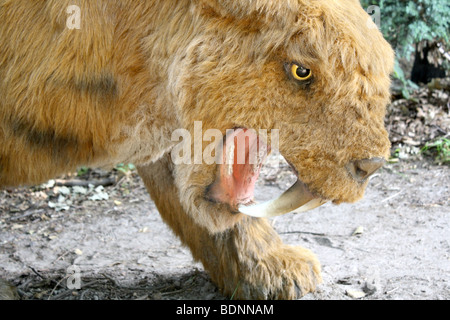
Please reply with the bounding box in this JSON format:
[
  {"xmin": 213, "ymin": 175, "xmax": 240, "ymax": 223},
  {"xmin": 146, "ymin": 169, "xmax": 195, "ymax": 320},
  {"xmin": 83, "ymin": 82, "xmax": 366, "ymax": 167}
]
[{"xmin": 207, "ymin": 129, "xmax": 269, "ymax": 209}]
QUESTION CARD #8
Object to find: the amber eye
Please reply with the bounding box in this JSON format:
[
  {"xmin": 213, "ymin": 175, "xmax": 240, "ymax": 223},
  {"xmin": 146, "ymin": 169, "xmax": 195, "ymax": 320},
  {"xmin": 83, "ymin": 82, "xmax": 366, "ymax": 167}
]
[{"xmin": 291, "ymin": 64, "xmax": 312, "ymax": 81}]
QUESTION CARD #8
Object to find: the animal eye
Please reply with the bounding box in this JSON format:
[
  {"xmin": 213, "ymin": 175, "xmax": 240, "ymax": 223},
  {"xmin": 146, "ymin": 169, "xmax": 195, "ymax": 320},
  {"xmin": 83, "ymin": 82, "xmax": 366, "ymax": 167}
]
[{"xmin": 291, "ymin": 64, "xmax": 312, "ymax": 81}]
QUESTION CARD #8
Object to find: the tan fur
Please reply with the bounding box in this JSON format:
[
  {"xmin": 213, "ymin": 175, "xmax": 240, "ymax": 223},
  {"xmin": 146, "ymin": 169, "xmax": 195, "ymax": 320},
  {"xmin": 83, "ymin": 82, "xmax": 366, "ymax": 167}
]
[{"xmin": 0, "ymin": 0, "xmax": 394, "ymax": 299}]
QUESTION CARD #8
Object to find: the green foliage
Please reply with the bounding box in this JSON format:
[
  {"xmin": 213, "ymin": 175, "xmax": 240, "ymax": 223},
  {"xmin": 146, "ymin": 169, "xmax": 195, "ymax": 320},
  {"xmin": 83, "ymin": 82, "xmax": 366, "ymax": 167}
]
[
  {"xmin": 393, "ymin": 60, "xmax": 419, "ymax": 99},
  {"xmin": 376, "ymin": 0, "xmax": 449, "ymax": 58},
  {"xmin": 77, "ymin": 166, "xmax": 89, "ymax": 177},
  {"xmin": 360, "ymin": 0, "xmax": 450, "ymax": 97},
  {"xmin": 421, "ymin": 138, "xmax": 450, "ymax": 164},
  {"xmin": 115, "ymin": 163, "xmax": 136, "ymax": 175}
]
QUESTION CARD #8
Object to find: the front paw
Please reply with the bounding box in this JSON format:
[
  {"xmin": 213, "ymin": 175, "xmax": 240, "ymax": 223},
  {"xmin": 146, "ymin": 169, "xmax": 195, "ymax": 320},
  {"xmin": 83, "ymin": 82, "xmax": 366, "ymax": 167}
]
[{"xmin": 225, "ymin": 245, "xmax": 322, "ymax": 299}]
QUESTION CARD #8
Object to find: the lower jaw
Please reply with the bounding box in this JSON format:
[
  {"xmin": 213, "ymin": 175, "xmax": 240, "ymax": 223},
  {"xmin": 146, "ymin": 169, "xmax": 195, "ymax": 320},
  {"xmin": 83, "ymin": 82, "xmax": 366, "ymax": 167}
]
[{"xmin": 206, "ymin": 128, "xmax": 328, "ymax": 218}]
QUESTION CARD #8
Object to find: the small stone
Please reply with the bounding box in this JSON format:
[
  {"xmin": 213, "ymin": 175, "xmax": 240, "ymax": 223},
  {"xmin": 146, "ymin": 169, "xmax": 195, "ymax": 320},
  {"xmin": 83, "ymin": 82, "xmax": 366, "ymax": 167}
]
[
  {"xmin": 139, "ymin": 227, "xmax": 149, "ymax": 233},
  {"xmin": 352, "ymin": 226, "xmax": 364, "ymax": 236},
  {"xmin": 346, "ymin": 289, "xmax": 366, "ymax": 299}
]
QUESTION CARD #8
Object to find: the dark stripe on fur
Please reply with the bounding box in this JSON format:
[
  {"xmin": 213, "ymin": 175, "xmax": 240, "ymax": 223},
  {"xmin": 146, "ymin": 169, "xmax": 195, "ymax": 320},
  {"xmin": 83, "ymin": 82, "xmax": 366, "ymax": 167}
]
[
  {"xmin": 10, "ymin": 118, "xmax": 79, "ymax": 160},
  {"xmin": 72, "ymin": 74, "xmax": 118, "ymax": 98}
]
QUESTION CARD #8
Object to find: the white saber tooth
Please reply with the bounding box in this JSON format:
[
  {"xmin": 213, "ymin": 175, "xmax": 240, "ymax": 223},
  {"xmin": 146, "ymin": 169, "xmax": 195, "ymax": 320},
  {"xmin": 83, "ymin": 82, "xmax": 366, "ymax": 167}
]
[
  {"xmin": 238, "ymin": 180, "xmax": 327, "ymax": 218},
  {"xmin": 291, "ymin": 197, "xmax": 327, "ymax": 214}
]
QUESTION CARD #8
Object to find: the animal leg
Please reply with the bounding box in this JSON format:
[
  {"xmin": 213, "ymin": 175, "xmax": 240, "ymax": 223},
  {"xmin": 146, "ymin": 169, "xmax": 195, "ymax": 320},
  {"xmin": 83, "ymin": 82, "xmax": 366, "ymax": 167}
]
[{"xmin": 138, "ymin": 155, "xmax": 322, "ymax": 299}]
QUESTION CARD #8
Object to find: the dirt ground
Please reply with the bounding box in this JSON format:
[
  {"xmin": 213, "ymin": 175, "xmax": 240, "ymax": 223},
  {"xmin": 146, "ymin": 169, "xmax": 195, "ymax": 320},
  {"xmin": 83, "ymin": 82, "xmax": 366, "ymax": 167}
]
[
  {"xmin": 1, "ymin": 79, "xmax": 449, "ymax": 300},
  {"xmin": 0, "ymin": 154, "xmax": 448, "ymax": 300}
]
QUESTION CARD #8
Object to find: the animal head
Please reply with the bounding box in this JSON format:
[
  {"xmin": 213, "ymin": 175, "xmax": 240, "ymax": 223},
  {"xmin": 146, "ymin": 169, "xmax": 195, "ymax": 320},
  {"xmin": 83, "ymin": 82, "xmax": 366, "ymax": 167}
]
[
  {"xmin": 163, "ymin": 0, "xmax": 394, "ymax": 230},
  {"xmin": 0, "ymin": 0, "xmax": 394, "ymax": 233}
]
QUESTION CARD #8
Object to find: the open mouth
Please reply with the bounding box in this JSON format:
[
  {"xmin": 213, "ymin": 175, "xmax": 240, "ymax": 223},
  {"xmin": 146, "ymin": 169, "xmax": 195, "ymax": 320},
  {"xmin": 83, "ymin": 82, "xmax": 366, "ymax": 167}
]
[{"xmin": 206, "ymin": 128, "xmax": 328, "ymax": 218}]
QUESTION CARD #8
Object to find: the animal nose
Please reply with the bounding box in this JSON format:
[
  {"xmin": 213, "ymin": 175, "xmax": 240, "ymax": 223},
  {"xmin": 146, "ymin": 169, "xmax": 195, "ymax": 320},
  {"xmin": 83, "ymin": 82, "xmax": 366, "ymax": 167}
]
[{"xmin": 346, "ymin": 158, "xmax": 385, "ymax": 182}]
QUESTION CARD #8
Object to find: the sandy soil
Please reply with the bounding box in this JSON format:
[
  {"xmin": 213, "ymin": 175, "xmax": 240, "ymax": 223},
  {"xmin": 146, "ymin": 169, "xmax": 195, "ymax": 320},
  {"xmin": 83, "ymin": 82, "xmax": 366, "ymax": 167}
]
[{"xmin": 0, "ymin": 155, "xmax": 448, "ymax": 300}]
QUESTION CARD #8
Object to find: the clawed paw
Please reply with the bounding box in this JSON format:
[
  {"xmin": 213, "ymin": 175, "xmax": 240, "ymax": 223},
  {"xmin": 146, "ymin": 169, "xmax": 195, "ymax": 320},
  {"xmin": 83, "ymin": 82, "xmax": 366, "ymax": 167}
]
[{"xmin": 221, "ymin": 245, "xmax": 322, "ymax": 300}]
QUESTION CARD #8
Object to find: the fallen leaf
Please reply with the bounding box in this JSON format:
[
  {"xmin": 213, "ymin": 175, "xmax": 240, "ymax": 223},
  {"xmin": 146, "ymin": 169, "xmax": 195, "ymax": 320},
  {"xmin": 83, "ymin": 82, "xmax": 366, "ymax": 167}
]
[
  {"xmin": 73, "ymin": 186, "xmax": 87, "ymax": 194},
  {"xmin": 56, "ymin": 186, "xmax": 71, "ymax": 195},
  {"xmin": 48, "ymin": 201, "xmax": 70, "ymax": 212}
]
